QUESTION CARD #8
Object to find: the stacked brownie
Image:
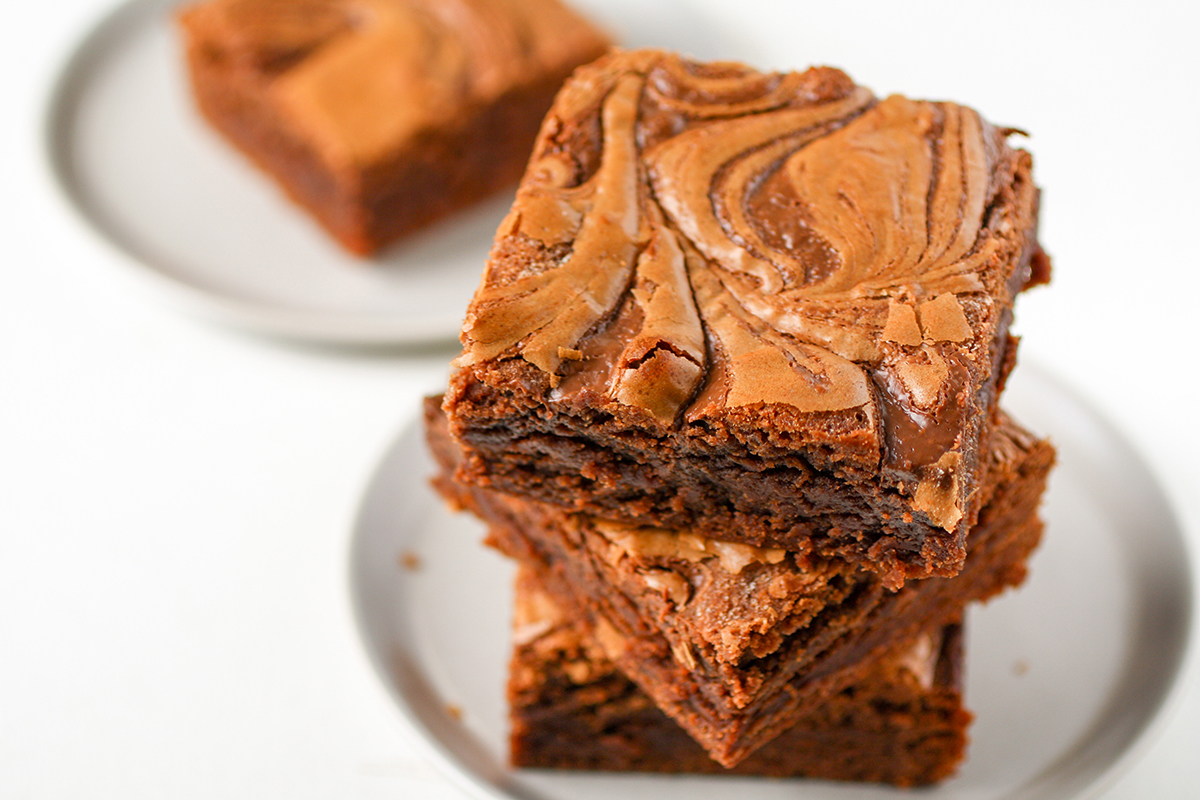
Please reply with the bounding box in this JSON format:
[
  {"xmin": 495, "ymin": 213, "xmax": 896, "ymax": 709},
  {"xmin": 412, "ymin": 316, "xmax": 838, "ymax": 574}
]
[{"xmin": 431, "ymin": 49, "xmax": 1053, "ymax": 785}]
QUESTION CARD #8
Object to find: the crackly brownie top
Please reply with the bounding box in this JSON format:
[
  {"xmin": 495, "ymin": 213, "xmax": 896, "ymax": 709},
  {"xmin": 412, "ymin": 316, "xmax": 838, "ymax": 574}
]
[
  {"xmin": 453, "ymin": 49, "xmax": 1044, "ymax": 530},
  {"xmin": 179, "ymin": 0, "xmax": 610, "ymax": 167}
]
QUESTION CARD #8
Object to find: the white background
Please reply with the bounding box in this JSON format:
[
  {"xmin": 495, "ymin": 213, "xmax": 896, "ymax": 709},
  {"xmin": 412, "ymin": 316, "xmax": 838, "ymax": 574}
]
[{"xmin": 2, "ymin": 0, "xmax": 1198, "ymax": 797}]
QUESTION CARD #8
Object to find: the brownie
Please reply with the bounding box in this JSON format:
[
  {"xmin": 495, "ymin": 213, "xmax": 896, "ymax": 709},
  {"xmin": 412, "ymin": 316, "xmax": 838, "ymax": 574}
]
[
  {"xmin": 509, "ymin": 567, "xmax": 972, "ymax": 786},
  {"xmin": 177, "ymin": 0, "xmax": 611, "ymax": 255},
  {"xmin": 427, "ymin": 396, "xmax": 1051, "ymax": 766},
  {"xmin": 442, "ymin": 49, "xmax": 1050, "ymax": 585}
]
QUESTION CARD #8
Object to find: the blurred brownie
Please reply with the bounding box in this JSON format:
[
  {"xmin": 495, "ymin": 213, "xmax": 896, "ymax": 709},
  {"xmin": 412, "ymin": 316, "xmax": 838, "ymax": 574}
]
[
  {"xmin": 509, "ymin": 567, "xmax": 972, "ymax": 786},
  {"xmin": 427, "ymin": 396, "xmax": 1052, "ymax": 766},
  {"xmin": 178, "ymin": 0, "xmax": 610, "ymax": 255},
  {"xmin": 443, "ymin": 49, "xmax": 1050, "ymax": 585}
]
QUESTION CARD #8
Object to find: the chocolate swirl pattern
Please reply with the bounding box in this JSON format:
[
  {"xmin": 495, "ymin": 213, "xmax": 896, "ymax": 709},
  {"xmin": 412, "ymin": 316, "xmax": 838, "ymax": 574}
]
[
  {"xmin": 456, "ymin": 51, "xmax": 1040, "ymax": 531},
  {"xmin": 464, "ymin": 72, "xmax": 645, "ymax": 373}
]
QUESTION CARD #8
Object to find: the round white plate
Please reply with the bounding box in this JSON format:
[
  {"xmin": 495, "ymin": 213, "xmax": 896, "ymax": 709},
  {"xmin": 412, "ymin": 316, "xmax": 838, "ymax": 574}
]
[
  {"xmin": 42, "ymin": 0, "xmax": 722, "ymax": 345},
  {"xmin": 350, "ymin": 364, "xmax": 1194, "ymax": 800}
]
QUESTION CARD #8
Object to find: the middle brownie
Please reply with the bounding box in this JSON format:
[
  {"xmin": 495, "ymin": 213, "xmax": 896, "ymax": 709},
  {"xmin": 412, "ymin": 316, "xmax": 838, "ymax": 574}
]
[{"xmin": 427, "ymin": 398, "xmax": 1052, "ymax": 766}]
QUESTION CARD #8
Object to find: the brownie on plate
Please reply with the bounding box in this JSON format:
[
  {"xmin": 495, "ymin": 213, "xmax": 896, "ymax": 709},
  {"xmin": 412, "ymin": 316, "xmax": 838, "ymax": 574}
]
[
  {"xmin": 427, "ymin": 397, "xmax": 1052, "ymax": 766},
  {"xmin": 509, "ymin": 566, "xmax": 972, "ymax": 786},
  {"xmin": 177, "ymin": 0, "xmax": 610, "ymax": 255},
  {"xmin": 443, "ymin": 49, "xmax": 1050, "ymax": 585}
]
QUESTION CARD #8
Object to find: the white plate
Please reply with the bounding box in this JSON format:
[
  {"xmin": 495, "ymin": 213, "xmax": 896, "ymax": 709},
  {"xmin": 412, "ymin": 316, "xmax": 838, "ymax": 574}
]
[
  {"xmin": 42, "ymin": 0, "xmax": 722, "ymax": 345},
  {"xmin": 349, "ymin": 364, "xmax": 1194, "ymax": 800}
]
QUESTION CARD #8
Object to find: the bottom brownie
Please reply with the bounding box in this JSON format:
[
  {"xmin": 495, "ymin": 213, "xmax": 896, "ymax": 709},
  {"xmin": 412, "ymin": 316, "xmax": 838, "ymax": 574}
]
[{"xmin": 509, "ymin": 567, "xmax": 972, "ymax": 787}]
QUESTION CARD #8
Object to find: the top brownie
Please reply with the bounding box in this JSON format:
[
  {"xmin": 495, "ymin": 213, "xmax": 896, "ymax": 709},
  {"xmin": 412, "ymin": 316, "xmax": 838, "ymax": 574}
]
[{"xmin": 444, "ymin": 49, "xmax": 1049, "ymax": 584}]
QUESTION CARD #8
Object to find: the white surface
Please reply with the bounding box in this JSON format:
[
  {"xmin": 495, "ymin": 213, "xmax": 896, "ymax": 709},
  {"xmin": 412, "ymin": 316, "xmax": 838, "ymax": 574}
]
[
  {"xmin": 351, "ymin": 366, "xmax": 1192, "ymax": 800},
  {"xmin": 3, "ymin": 0, "xmax": 1200, "ymax": 798}
]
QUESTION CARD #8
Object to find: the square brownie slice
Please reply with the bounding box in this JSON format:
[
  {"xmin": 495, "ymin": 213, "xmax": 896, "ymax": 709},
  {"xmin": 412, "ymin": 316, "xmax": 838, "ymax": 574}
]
[
  {"xmin": 443, "ymin": 49, "xmax": 1050, "ymax": 585},
  {"xmin": 509, "ymin": 566, "xmax": 972, "ymax": 787},
  {"xmin": 177, "ymin": 0, "xmax": 610, "ymax": 255},
  {"xmin": 428, "ymin": 397, "xmax": 1051, "ymax": 766}
]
